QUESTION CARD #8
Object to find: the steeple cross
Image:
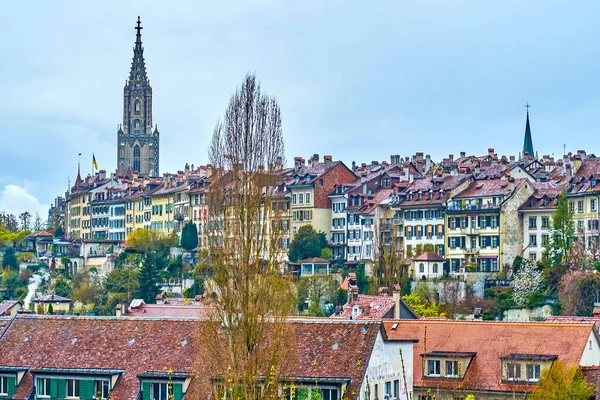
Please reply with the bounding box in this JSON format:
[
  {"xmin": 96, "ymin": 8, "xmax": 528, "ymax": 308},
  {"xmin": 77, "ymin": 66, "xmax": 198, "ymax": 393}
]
[
  {"xmin": 135, "ymin": 16, "xmax": 143, "ymax": 36},
  {"xmin": 525, "ymin": 102, "xmax": 531, "ymax": 111}
]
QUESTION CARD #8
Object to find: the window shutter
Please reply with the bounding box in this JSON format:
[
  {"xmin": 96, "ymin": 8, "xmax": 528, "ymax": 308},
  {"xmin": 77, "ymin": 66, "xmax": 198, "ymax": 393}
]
[
  {"xmin": 173, "ymin": 383, "xmax": 183, "ymax": 400},
  {"xmin": 56, "ymin": 379, "xmax": 66, "ymax": 399},
  {"xmin": 142, "ymin": 382, "xmax": 151, "ymax": 400},
  {"xmin": 79, "ymin": 380, "xmax": 94, "ymax": 400},
  {"xmin": 6, "ymin": 376, "xmax": 15, "ymax": 397},
  {"xmin": 50, "ymin": 379, "xmax": 58, "ymax": 399}
]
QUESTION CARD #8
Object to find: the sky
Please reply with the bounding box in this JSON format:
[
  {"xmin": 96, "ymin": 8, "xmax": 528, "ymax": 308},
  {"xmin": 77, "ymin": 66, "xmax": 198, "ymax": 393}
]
[{"xmin": 1, "ymin": 0, "xmax": 600, "ymax": 220}]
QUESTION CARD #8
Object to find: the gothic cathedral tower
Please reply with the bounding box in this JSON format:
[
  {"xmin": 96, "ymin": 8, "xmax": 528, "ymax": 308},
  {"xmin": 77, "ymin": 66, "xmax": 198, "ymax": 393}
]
[{"xmin": 117, "ymin": 17, "xmax": 160, "ymax": 178}]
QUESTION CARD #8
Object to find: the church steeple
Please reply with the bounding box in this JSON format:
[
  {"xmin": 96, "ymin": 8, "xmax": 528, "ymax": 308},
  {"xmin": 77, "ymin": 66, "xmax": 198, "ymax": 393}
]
[
  {"xmin": 117, "ymin": 17, "xmax": 160, "ymax": 178},
  {"xmin": 522, "ymin": 103, "xmax": 534, "ymax": 158},
  {"xmin": 129, "ymin": 16, "xmax": 148, "ymax": 85}
]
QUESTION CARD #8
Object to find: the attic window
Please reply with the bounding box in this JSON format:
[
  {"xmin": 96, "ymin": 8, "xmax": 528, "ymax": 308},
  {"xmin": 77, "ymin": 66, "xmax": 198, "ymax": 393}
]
[
  {"xmin": 362, "ymin": 324, "xmax": 369, "ymax": 333},
  {"xmin": 181, "ymin": 339, "xmax": 188, "ymax": 347},
  {"xmin": 128, "ymin": 338, "xmax": 135, "ymax": 345},
  {"xmin": 71, "ymin": 337, "xmax": 78, "ymax": 344},
  {"xmin": 475, "ymin": 183, "xmax": 484, "ymax": 189},
  {"xmin": 332, "ymin": 342, "xmax": 339, "ymax": 350},
  {"xmin": 391, "ymin": 323, "xmax": 398, "ymax": 331}
]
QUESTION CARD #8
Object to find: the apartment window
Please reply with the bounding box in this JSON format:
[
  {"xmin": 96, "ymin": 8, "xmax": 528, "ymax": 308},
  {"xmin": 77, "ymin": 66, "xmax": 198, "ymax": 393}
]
[
  {"xmin": 427, "ymin": 360, "xmax": 441, "ymax": 376},
  {"xmin": 542, "ymin": 216, "xmax": 550, "ymax": 229},
  {"xmin": 299, "ymin": 193, "xmax": 304, "ymax": 204},
  {"xmin": 305, "ymin": 192, "xmax": 311, "ymax": 204},
  {"xmin": 542, "ymin": 234, "xmax": 550, "ymax": 246},
  {"xmin": 526, "ymin": 364, "xmax": 541, "ymax": 382},
  {"xmin": 0, "ymin": 377, "xmax": 7, "ymax": 396},
  {"xmin": 393, "ymin": 380, "xmax": 399, "ymax": 399},
  {"xmin": 432, "ymin": 263, "xmax": 438, "ymax": 273},
  {"xmin": 578, "ymin": 200, "xmax": 584, "ymax": 213},
  {"xmin": 151, "ymin": 383, "xmax": 169, "ymax": 400},
  {"xmin": 419, "ymin": 263, "xmax": 425, "ymax": 273},
  {"xmin": 491, "ymin": 216, "xmax": 499, "ymax": 229},
  {"xmin": 292, "ymin": 194, "xmax": 297, "ymax": 205},
  {"xmin": 305, "ymin": 210, "xmax": 311, "ymax": 221},
  {"xmin": 319, "ymin": 179, "xmax": 324, "ymax": 186},
  {"xmin": 529, "ymin": 234, "xmax": 537, "ymax": 246},
  {"xmin": 66, "ymin": 379, "xmax": 80, "ymax": 398},
  {"xmin": 592, "ymin": 199, "xmax": 598, "ymax": 212},
  {"xmin": 385, "ymin": 381, "xmax": 391, "ymax": 398},
  {"xmin": 529, "ymin": 216, "xmax": 537, "ymax": 229},
  {"xmin": 95, "ymin": 380, "xmax": 110, "ymax": 399},
  {"xmin": 569, "ymin": 202, "xmax": 575, "ymax": 213},
  {"xmin": 530, "ymin": 252, "xmax": 537, "ymax": 260},
  {"xmin": 37, "ymin": 378, "xmax": 50, "ymax": 398},
  {"xmin": 446, "ymin": 360, "xmax": 459, "ymax": 377},
  {"xmin": 507, "ymin": 363, "xmax": 521, "ymax": 381},
  {"xmin": 374, "ymin": 384, "xmax": 379, "ymax": 400},
  {"xmin": 320, "ymin": 388, "xmax": 338, "ymax": 400}
]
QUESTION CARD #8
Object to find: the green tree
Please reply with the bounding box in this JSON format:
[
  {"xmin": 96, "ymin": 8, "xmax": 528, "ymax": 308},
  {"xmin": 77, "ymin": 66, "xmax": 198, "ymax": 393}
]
[
  {"xmin": 2, "ymin": 246, "xmax": 18, "ymax": 270},
  {"xmin": 529, "ymin": 359, "xmax": 595, "ymax": 400},
  {"xmin": 0, "ymin": 270, "xmax": 19, "ymax": 299},
  {"xmin": 138, "ymin": 251, "xmax": 165, "ymax": 303},
  {"xmin": 180, "ymin": 221, "xmax": 199, "ymax": 251},
  {"xmin": 47, "ymin": 303, "xmax": 54, "ymax": 315},
  {"xmin": 54, "ymin": 278, "xmax": 72, "ymax": 298},
  {"xmin": 297, "ymin": 275, "xmax": 336, "ymax": 315},
  {"xmin": 288, "ymin": 225, "xmax": 328, "ymax": 262},
  {"xmin": 402, "ymin": 293, "xmax": 440, "ymax": 317},
  {"xmin": 54, "ymin": 225, "xmax": 64, "ymax": 238},
  {"xmin": 545, "ymin": 189, "xmax": 575, "ymax": 285}
]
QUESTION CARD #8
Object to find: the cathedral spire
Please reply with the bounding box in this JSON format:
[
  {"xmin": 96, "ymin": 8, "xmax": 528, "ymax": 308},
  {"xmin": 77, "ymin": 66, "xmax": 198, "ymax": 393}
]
[
  {"xmin": 522, "ymin": 103, "xmax": 534, "ymax": 159},
  {"xmin": 129, "ymin": 16, "xmax": 148, "ymax": 84}
]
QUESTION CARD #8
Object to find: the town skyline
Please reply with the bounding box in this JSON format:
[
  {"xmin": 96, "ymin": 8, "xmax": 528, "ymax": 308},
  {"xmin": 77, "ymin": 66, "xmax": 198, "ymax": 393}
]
[{"xmin": 3, "ymin": 1, "xmax": 600, "ymax": 217}]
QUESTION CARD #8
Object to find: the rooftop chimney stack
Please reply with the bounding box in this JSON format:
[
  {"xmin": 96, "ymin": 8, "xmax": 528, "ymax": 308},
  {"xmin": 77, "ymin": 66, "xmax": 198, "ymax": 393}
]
[{"xmin": 324, "ymin": 155, "xmax": 332, "ymax": 170}]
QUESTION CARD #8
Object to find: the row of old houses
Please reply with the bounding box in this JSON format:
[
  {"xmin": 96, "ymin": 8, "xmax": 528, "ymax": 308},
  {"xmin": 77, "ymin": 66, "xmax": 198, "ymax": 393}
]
[
  {"xmin": 1, "ymin": 312, "xmax": 600, "ymax": 400},
  {"xmin": 57, "ymin": 148, "xmax": 600, "ymax": 279}
]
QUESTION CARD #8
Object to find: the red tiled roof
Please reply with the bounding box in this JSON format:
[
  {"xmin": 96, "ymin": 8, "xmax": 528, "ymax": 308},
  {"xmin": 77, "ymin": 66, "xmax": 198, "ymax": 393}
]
[
  {"xmin": 335, "ymin": 295, "xmax": 396, "ymax": 320},
  {"xmin": 454, "ymin": 178, "xmax": 527, "ymax": 199},
  {"xmin": 125, "ymin": 303, "xmax": 212, "ymax": 318},
  {"xmin": 0, "ymin": 315, "xmax": 378, "ymax": 400},
  {"xmin": 0, "ymin": 300, "xmax": 21, "ymax": 316},
  {"xmin": 412, "ymin": 252, "xmax": 445, "ymax": 262},
  {"xmin": 383, "ymin": 320, "xmax": 595, "ymax": 394}
]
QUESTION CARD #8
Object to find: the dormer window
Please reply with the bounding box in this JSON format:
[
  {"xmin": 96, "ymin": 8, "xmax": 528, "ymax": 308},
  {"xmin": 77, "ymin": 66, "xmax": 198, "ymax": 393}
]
[
  {"xmin": 427, "ymin": 360, "xmax": 440, "ymax": 376},
  {"xmin": 501, "ymin": 354, "xmax": 556, "ymax": 383}
]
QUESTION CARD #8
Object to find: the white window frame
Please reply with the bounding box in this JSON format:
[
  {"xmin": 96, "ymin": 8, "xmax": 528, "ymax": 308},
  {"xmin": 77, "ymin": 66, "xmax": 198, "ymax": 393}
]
[
  {"xmin": 526, "ymin": 364, "xmax": 541, "ymax": 382},
  {"xmin": 305, "ymin": 192, "xmax": 311, "ymax": 204},
  {"xmin": 298, "ymin": 193, "xmax": 304, "ymax": 204},
  {"xmin": 578, "ymin": 201, "xmax": 584, "ymax": 213},
  {"xmin": 446, "ymin": 360, "xmax": 459, "ymax": 377},
  {"xmin": 427, "ymin": 359, "xmax": 441, "ymax": 376},
  {"xmin": 151, "ymin": 382, "xmax": 169, "ymax": 400},
  {"xmin": 37, "ymin": 378, "xmax": 50, "ymax": 398},
  {"xmin": 66, "ymin": 379, "xmax": 80, "ymax": 399},
  {"xmin": 94, "ymin": 380, "xmax": 110, "ymax": 399},
  {"xmin": 0, "ymin": 376, "xmax": 8, "ymax": 396},
  {"xmin": 507, "ymin": 363, "xmax": 521, "ymax": 381},
  {"xmin": 292, "ymin": 194, "xmax": 297, "ymax": 205}
]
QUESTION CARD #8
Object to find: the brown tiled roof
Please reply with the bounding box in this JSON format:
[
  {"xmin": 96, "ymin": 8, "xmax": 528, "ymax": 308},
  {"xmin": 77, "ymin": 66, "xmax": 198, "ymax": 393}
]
[
  {"xmin": 125, "ymin": 303, "xmax": 213, "ymax": 318},
  {"xmin": 412, "ymin": 252, "xmax": 445, "ymax": 262},
  {"xmin": 0, "ymin": 300, "xmax": 21, "ymax": 315},
  {"xmin": 454, "ymin": 178, "xmax": 527, "ymax": 199},
  {"xmin": 0, "ymin": 315, "xmax": 378, "ymax": 400},
  {"xmin": 383, "ymin": 320, "xmax": 595, "ymax": 394},
  {"xmin": 519, "ymin": 182, "xmax": 563, "ymax": 211},
  {"xmin": 335, "ymin": 295, "xmax": 395, "ymax": 320}
]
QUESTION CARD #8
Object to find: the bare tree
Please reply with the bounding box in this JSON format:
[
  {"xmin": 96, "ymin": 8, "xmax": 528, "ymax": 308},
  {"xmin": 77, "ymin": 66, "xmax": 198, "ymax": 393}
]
[
  {"xmin": 32, "ymin": 213, "xmax": 45, "ymax": 232},
  {"xmin": 19, "ymin": 211, "xmax": 31, "ymax": 231},
  {"xmin": 373, "ymin": 217, "xmax": 408, "ymax": 292},
  {"xmin": 200, "ymin": 73, "xmax": 295, "ymax": 399}
]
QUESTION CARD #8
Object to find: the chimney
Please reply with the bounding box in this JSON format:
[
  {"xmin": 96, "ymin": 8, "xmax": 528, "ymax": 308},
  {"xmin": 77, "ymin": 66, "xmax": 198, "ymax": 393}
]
[
  {"xmin": 574, "ymin": 156, "xmax": 582, "ymax": 172},
  {"xmin": 347, "ymin": 273, "xmax": 359, "ymax": 305},
  {"xmin": 156, "ymin": 293, "xmax": 166, "ymax": 305},
  {"xmin": 566, "ymin": 164, "xmax": 573, "ymax": 180},
  {"xmin": 115, "ymin": 303, "xmax": 125, "ymax": 317},
  {"xmin": 371, "ymin": 161, "xmax": 379, "ymax": 167},
  {"xmin": 352, "ymin": 161, "xmax": 357, "ymax": 171},
  {"xmin": 294, "ymin": 157, "xmax": 303, "ymax": 172},
  {"xmin": 185, "ymin": 163, "xmax": 190, "ymax": 178},
  {"xmin": 393, "ymin": 286, "xmax": 401, "ymax": 319},
  {"xmin": 324, "ymin": 155, "xmax": 332, "ymax": 170},
  {"xmin": 206, "ymin": 164, "xmax": 214, "ymax": 178},
  {"xmin": 275, "ymin": 156, "xmax": 283, "ymax": 171},
  {"xmin": 460, "ymin": 151, "xmax": 466, "ymax": 159},
  {"xmin": 98, "ymin": 170, "xmax": 106, "ymax": 180},
  {"xmin": 313, "ymin": 154, "xmax": 320, "ymax": 164},
  {"xmin": 488, "ymin": 148, "xmax": 494, "ymax": 157},
  {"xmin": 508, "ymin": 176, "xmax": 515, "ymax": 191},
  {"xmin": 448, "ymin": 154, "xmax": 454, "ymax": 163},
  {"xmin": 509, "ymin": 155, "xmax": 516, "ymax": 163},
  {"xmin": 593, "ymin": 307, "xmax": 600, "ymax": 318},
  {"xmin": 416, "ymin": 152, "xmax": 424, "ymax": 163}
]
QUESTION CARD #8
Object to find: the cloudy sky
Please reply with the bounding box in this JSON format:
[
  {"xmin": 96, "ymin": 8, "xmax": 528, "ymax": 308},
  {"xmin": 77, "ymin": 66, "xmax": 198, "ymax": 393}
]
[{"xmin": 1, "ymin": 0, "xmax": 600, "ymax": 219}]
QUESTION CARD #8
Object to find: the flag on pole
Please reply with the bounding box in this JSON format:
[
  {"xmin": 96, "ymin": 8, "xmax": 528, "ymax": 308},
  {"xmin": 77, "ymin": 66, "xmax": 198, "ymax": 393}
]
[{"xmin": 92, "ymin": 153, "xmax": 99, "ymax": 171}]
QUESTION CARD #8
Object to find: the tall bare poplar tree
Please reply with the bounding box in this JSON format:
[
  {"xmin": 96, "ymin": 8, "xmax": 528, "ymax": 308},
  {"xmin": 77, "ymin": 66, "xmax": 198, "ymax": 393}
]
[{"xmin": 200, "ymin": 73, "xmax": 295, "ymax": 399}]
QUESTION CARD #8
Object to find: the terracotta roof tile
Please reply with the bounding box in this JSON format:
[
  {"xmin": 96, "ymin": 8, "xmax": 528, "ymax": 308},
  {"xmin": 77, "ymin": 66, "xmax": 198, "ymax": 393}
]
[
  {"xmin": 0, "ymin": 315, "xmax": 378, "ymax": 400},
  {"xmin": 412, "ymin": 252, "xmax": 445, "ymax": 262},
  {"xmin": 383, "ymin": 320, "xmax": 595, "ymax": 394}
]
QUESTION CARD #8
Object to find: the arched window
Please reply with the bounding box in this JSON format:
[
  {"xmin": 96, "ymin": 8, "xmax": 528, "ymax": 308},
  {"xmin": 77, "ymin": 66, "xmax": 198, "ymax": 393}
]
[
  {"xmin": 419, "ymin": 263, "xmax": 425, "ymax": 273},
  {"xmin": 135, "ymin": 100, "xmax": 140, "ymax": 114},
  {"xmin": 134, "ymin": 119, "xmax": 140, "ymax": 129},
  {"xmin": 433, "ymin": 263, "xmax": 438, "ymax": 273},
  {"xmin": 133, "ymin": 145, "xmax": 141, "ymax": 172}
]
